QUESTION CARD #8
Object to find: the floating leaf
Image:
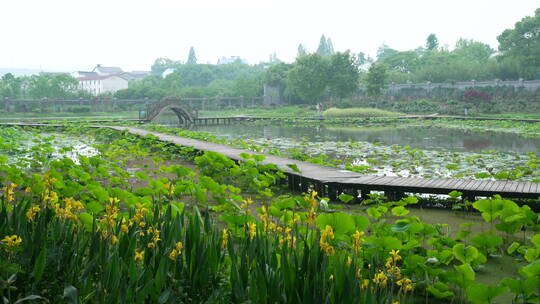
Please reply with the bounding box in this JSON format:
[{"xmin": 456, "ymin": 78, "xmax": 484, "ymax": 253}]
[
  {"xmin": 392, "ymin": 206, "xmax": 409, "ymax": 216},
  {"xmin": 466, "ymin": 283, "xmax": 505, "ymax": 304},
  {"xmin": 453, "ymin": 243, "xmax": 478, "ymax": 264},
  {"xmin": 316, "ymin": 212, "xmax": 356, "ymax": 236},
  {"xmin": 507, "ymin": 242, "xmax": 520, "ymax": 255},
  {"xmin": 338, "ymin": 193, "xmax": 355, "ymax": 203},
  {"xmin": 427, "ymin": 282, "xmax": 454, "ymax": 299}
]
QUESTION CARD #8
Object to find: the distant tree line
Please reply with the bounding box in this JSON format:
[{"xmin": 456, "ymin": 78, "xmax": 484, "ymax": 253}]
[
  {"xmin": 115, "ymin": 58, "xmax": 265, "ymax": 100},
  {"xmin": 365, "ymin": 8, "xmax": 540, "ymax": 96},
  {"xmin": 0, "ymin": 73, "xmax": 91, "ymax": 99},
  {"xmin": 1, "ymin": 8, "xmax": 538, "ymax": 103}
]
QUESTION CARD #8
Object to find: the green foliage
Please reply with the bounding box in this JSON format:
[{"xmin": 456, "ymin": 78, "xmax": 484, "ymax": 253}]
[
  {"xmin": 322, "ymin": 107, "xmax": 402, "ymax": 118},
  {"xmin": 0, "ymin": 126, "xmax": 539, "ymax": 304},
  {"xmin": 466, "ymin": 283, "xmax": 506, "ymax": 304},
  {"xmin": 0, "ymin": 73, "xmax": 88, "ymax": 99},
  {"xmin": 364, "ymin": 63, "xmax": 388, "ymax": 97},
  {"xmin": 316, "ymin": 34, "xmax": 334, "ymax": 57},
  {"xmin": 426, "ymin": 33, "xmax": 439, "ymax": 51},
  {"xmin": 186, "ymin": 46, "xmax": 197, "ymax": 65},
  {"xmin": 327, "ymin": 51, "xmax": 360, "ymax": 99},
  {"xmin": 287, "ymin": 54, "xmax": 329, "ymax": 103},
  {"xmin": 497, "ymin": 8, "xmax": 540, "ymax": 79},
  {"xmin": 453, "ymin": 243, "xmax": 479, "ymax": 264}
]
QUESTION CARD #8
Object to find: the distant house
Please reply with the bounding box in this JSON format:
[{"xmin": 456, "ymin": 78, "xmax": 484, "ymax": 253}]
[
  {"xmin": 119, "ymin": 71, "xmax": 151, "ymax": 81},
  {"xmin": 77, "ymin": 75, "xmax": 128, "ymax": 96},
  {"xmin": 74, "ymin": 65, "xmax": 150, "ymax": 95},
  {"xmin": 217, "ymin": 56, "xmax": 246, "ymax": 65}
]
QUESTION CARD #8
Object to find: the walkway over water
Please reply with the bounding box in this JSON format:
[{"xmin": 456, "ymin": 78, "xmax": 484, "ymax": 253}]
[
  {"xmin": 106, "ymin": 126, "xmax": 540, "ymax": 200},
  {"xmin": 0, "ymin": 122, "xmax": 537, "ymax": 200}
]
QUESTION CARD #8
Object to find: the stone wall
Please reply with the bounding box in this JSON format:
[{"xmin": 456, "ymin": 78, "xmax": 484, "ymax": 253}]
[{"xmin": 358, "ymin": 79, "xmax": 540, "ymax": 96}]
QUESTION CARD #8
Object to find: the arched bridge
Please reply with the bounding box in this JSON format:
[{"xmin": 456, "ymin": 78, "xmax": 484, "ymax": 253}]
[{"xmin": 143, "ymin": 98, "xmax": 197, "ymax": 125}]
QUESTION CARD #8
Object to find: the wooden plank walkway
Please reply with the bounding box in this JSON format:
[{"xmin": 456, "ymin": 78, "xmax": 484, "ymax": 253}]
[
  {"xmin": 106, "ymin": 126, "xmax": 540, "ymax": 200},
  {"xmin": 1, "ymin": 122, "xmax": 538, "ymax": 200}
]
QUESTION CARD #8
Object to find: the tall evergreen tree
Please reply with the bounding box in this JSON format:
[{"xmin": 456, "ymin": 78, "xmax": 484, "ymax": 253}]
[
  {"xmin": 426, "ymin": 34, "xmax": 439, "ymax": 51},
  {"xmin": 326, "ymin": 38, "xmax": 334, "ymax": 55},
  {"xmin": 316, "ymin": 35, "xmax": 330, "ymax": 56},
  {"xmin": 187, "ymin": 47, "xmax": 197, "ymax": 64},
  {"xmin": 297, "ymin": 44, "xmax": 308, "ymax": 57}
]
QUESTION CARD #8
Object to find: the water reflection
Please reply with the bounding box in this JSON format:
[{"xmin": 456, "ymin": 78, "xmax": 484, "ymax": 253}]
[{"xmin": 192, "ymin": 124, "xmax": 540, "ymax": 154}]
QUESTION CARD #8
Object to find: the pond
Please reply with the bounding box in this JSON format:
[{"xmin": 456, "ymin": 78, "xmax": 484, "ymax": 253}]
[
  {"xmin": 192, "ymin": 124, "xmax": 540, "ymax": 154},
  {"xmin": 190, "ymin": 123, "xmax": 539, "ymax": 181},
  {"xmin": 0, "ymin": 128, "xmax": 98, "ymax": 167}
]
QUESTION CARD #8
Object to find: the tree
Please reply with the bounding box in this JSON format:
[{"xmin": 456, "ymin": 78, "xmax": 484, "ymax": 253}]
[
  {"xmin": 327, "ymin": 51, "xmax": 359, "ymax": 99},
  {"xmin": 426, "ymin": 34, "xmax": 439, "ymax": 51},
  {"xmin": 364, "ymin": 63, "xmax": 387, "ymax": 97},
  {"xmin": 326, "ymin": 38, "xmax": 334, "ymax": 55},
  {"xmin": 497, "ymin": 8, "xmax": 540, "ymax": 79},
  {"xmin": 0, "ymin": 73, "xmax": 22, "ymax": 98},
  {"xmin": 297, "ymin": 44, "xmax": 308, "ymax": 57},
  {"xmin": 356, "ymin": 52, "xmax": 373, "ymax": 71},
  {"xmin": 268, "ymin": 52, "xmax": 281, "ymax": 64},
  {"xmin": 264, "ymin": 63, "xmax": 291, "ymax": 87},
  {"xmin": 233, "ymin": 77, "xmax": 262, "ymax": 99},
  {"xmin": 376, "ymin": 44, "xmax": 398, "ymax": 61},
  {"xmin": 382, "ymin": 51, "xmax": 419, "ymax": 74},
  {"xmin": 454, "ymin": 39, "xmax": 494, "ymax": 62},
  {"xmin": 287, "ymin": 54, "xmax": 329, "ymax": 103},
  {"xmin": 151, "ymin": 58, "xmax": 180, "ymax": 75},
  {"xmin": 187, "ymin": 47, "xmax": 197, "ymax": 65},
  {"xmin": 161, "ymin": 73, "xmax": 183, "ymax": 95},
  {"xmin": 316, "ymin": 34, "xmax": 334, "ymax": 57}
]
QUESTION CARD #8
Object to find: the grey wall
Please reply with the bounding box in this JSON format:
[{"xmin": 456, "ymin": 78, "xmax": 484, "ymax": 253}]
[{"xmin": 358, "ymin": 79, "xmax": 540, "ymax": 95}]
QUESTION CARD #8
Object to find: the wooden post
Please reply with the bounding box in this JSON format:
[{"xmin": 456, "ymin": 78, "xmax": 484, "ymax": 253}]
[{"xmin": 240, "ymin": 96, "xmax": 244, "ymax": 108}]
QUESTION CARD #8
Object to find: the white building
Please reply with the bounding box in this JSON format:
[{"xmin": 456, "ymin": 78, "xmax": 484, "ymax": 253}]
[
  {"xmin": 77, "ymin": 75, "xmax": 128, "ymax": 96},
  {"xmin": 71, "ymin": 71, "xmax": 98, "ymax": 78},
  {"xmin": 217, "ymin": 56, "xmax": 247, "ymax": 65}
]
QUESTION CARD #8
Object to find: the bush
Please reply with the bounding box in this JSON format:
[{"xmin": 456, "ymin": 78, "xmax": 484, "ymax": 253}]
[
  {"xmin": 68, "ymin": 106, "xmax": 91, "ymax": 113},
  {"xmin": 463, "ymin": 90, "xmax": 493, "ymax": 103}
]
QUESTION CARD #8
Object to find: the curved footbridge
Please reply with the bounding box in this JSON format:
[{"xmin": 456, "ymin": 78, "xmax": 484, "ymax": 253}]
[{"xmin": 106, "ymin": 126, "xmax": 540, "ymax": 201}]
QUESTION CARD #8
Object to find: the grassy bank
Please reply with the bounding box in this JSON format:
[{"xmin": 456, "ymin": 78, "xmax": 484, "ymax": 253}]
[{"xmin": 323, "ymin": 107, "xmax": 403, "ymax": 118}]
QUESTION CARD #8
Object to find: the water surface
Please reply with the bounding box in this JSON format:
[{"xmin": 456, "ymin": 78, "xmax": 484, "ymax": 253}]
[{"xmin": 193, "ymin": 124, "xmax": 539, "ymax": 154}]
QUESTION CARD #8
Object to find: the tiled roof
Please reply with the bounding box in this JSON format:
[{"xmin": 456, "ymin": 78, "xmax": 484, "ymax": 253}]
[
  {"xmin": 94, "ymin": 66, "xmax": 123, "ymax": 74},
  {"xmin": 77, "ymin": 74, "xmax": 121, "ymax": 81}
]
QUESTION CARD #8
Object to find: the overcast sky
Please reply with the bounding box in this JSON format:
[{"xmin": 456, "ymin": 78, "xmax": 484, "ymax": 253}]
[{"xmin": 0, "ymin": 0, "xmax": 538, "ymax": 72}]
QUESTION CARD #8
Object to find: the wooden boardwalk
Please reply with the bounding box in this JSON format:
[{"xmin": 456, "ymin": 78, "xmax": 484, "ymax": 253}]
[
  {"xmin": 106, "ymin": 126, "xmax": 540, "ymax": 200},
  {"xmin": 1, "ymin": 122, "xmax": 538, "ymax": 200}
]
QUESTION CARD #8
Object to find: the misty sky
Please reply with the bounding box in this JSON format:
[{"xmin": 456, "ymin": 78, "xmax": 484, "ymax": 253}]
[{"xmin": 1, "ymin": 0, "xmax": 538, "ymax": 72}]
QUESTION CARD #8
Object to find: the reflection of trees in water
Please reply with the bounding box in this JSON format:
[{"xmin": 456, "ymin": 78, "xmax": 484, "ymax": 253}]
[
  {"xmin": 462, "ymin": 137, "xmax": 492, "ymax": 151},
  {"xmin": 193, "ymin": 125, "xmax": 539, "ymax": 154}
]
